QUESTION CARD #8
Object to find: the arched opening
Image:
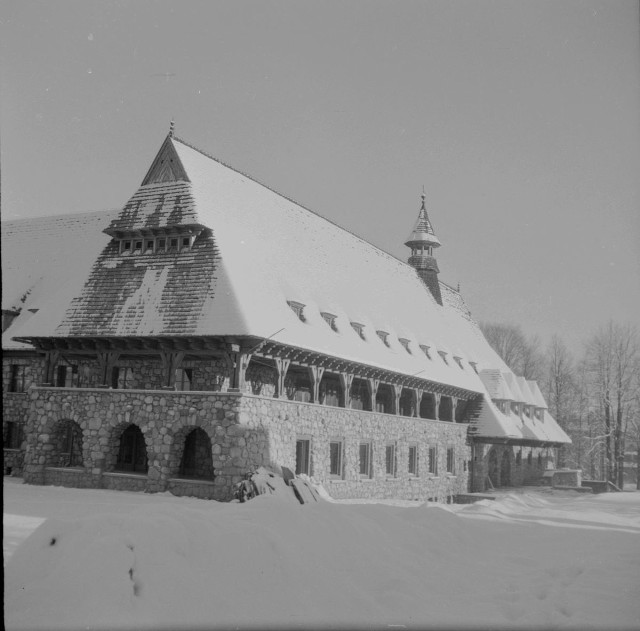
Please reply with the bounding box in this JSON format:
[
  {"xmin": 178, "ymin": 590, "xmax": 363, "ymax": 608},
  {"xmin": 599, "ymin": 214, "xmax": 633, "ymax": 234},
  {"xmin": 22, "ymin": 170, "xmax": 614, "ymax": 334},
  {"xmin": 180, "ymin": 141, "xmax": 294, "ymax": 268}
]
[
  {"xmin": 178, "ymin": 428, "xmax": 214, "ymax": 479},
  {"xmin": 488, "ymin": 448, "xmax": 499, "ymax": 488},
  {"xmin": 52, "ymin": 420, "xmax": 84, "ymax": 467},
  {"xmin": 501, "ymin": 450, "xmax": 511, "ymax": 486},
  {"xmin": 439, "ymin": 396, "xmax": 453, "ymax": 422},
  {"xmin": 115, "ymin": 424, "xmax": 148, "ymax": 473},
  {"xmin": 375, "ymin": 383, "xmax": 394, "ymax": 414},
  {"xmin": 419, "ymin": 392, "xmax": 437, "ymax": 419}
]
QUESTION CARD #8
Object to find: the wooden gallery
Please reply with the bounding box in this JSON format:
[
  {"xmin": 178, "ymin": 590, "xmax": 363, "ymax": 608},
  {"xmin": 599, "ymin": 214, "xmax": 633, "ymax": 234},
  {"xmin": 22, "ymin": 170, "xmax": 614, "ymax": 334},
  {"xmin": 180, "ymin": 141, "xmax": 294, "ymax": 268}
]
[{"xmin": 2, "ymin": 130, "xmax": 570, "ymax": 501}]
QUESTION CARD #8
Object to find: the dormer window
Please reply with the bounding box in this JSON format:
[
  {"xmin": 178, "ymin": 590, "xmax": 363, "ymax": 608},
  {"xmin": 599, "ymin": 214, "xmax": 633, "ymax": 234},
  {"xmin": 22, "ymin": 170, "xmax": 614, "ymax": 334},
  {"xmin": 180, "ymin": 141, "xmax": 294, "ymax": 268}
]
[
  {"xmin": 469, "ymin": 361, "xmax": 478, "ymax": 374},
  {"xmin": 438, "ymin": 350, "xmax": 448, "ymax": 365},
  {"xmin": 181, "ymin": 236, "xmax": 192, "ymax": 250},
  {"xmin": 511, "ymin": 402, "xmax": 520, "ymax": 415},
  {"xmin": 419, "ymin": 344, "xmax": 432, "ymax": 359},
  {"xmin": 350, "ymin": 322, "xmax": 365, "ymax": 340},
  {"xmin": 157, "ymin": 238, "xmax": 166, "ymax": 252},
  {"xmin": 145, "ymin": 239, "xmax": 155, "ymax": 252},
  {"xmin": 398, "ymin": 338, "xmax": 411, "ymax": 354},
  {"xmin": 454, "ymin": 356, "xmax": 464, "ymax": 369},
  {"xmin": 376, "ymin": 330, "xmax": 390, "ymax": 347},
  {"xmin": 120, "ymin": 240, "xmax": 132, "ymax": 253},
  {"xmin": 287, "ymin": 301, "xmax": 306, "ymax": 322},
  {"xmin": 321, "ymin": 312, "xmax": 338, "ymax": 332},
  {"xmin": 169, "ymin": 237, "xmax": 179, "ymax": 250},
  {"xmin": 133, "ymin": 240, "xmax": 143, "ymax": 252}
]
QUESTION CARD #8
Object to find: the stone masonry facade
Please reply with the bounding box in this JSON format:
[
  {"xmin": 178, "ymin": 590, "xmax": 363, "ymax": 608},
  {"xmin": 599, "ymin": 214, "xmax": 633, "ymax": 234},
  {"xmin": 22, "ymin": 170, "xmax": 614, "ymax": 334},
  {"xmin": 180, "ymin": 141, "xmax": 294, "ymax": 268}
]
[{"xmin": 21, "ymin": 386, "xmax": 470, "ymax": 502}]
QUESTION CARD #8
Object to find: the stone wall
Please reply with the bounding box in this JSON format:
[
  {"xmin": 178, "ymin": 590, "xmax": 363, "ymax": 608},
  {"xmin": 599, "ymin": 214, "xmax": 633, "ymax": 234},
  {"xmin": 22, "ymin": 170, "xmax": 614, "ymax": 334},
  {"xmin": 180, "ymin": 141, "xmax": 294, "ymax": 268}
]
[
  {"xmin": 22, "ymin": 387, "xmax": 470, "ymax": 501},
  {"xmin": 2, "ymin": 355, "xmax": 45, "ymax": 392}
]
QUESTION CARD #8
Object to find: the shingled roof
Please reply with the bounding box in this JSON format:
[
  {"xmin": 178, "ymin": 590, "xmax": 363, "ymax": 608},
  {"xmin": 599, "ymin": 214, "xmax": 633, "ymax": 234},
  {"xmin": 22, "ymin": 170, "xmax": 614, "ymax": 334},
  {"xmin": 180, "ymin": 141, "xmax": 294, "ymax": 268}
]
[{"xmin": 2, "ymin": 133, "xmax": 570, "ymax": 444}]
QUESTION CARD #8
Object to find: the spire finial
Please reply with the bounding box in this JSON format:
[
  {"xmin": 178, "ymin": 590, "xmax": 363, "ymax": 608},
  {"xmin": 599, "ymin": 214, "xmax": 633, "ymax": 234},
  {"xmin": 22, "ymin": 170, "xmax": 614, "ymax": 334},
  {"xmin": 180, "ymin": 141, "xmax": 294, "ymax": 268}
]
[
  {"xmin": 169, "ymin": 119, "xmax": 175, "ymax": 138},
  {"xmin": 421, "ymin": 186, "xmax": 426, "ymax": 209}
]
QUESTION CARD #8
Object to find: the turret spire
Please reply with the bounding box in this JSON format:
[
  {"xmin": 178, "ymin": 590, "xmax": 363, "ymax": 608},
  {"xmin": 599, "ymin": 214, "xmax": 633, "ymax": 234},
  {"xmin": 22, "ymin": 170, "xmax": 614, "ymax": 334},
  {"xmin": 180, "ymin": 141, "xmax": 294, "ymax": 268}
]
[{"xmin": 405, "ymin": 192, "xmax": 443, "ymax": 305}]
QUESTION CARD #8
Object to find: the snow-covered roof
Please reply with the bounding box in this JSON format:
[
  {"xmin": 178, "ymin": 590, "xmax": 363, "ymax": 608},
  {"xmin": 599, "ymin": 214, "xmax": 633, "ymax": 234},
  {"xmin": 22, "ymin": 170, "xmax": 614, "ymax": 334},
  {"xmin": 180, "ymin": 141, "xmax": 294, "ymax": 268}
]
[
  {"xmin": 2, "ymin": 134, "xmax": 569, "ymax": 445},
  {"xmin": 478, "ymin": 369, "xmax": 515, "ymax": 401}
]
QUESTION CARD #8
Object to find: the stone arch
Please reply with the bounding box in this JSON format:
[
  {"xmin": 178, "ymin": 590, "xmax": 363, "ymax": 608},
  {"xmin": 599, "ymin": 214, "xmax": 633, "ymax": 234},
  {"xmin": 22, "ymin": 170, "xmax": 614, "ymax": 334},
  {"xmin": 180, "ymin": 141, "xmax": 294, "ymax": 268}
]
[
  {"xmin": 487, "ymin": 447, "xmax": 499, "ymax": 488},
  {"xmin": 109, "ymin": 422, "xmax": 149, "ymax": 473},
  {"xmin": 49, "ymin": 419, "xmax": 84, "ymax": 468},
  {"xmin": 169, "ymin": 425, "xmax": 216, "ymax": 479},
  {"xmin": 419, "ymin": 392, "xmax": 437, "ymax": 419}
]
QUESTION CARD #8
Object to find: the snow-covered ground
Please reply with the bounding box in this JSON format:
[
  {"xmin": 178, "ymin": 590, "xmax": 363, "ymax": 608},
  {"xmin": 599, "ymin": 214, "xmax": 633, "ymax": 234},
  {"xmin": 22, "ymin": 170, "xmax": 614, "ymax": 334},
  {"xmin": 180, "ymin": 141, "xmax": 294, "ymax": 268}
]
[{"xmin": 4, "ymin": 477, "xmax": 640, "ymax": 631}]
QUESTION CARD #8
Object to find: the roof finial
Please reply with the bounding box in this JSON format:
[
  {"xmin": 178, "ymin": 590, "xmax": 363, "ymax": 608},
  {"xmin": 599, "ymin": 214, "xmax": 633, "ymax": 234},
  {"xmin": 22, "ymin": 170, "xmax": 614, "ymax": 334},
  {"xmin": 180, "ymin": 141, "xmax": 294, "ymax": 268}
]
[
  {"xmin": 169, "ymin": 119, "xmax": 175, "ymax": 138},
  {"xmin": 421, "ymin": 186, "xmax": 426, "ymax": 209}
]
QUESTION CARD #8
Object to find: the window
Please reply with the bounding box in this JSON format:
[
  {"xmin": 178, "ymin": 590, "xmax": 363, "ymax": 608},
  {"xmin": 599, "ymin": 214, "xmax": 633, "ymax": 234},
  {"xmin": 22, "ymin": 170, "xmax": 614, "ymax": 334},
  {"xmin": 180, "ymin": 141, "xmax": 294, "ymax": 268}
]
[
  {"xmin": 527, "ymin": 451, "xmax": 533, "ymax": 466},
  {"xmin": 175, "ymin": 368, "xmax": 193, "ymax": 391},
  {"xmin": 145, "ymin": 239, "xmax": 155, "ymax": 252},
  {"xmin": 428, "ymin": 446, "xmax": 438, "ymax": 475},
  {"xmin": 385, "ymin": 443, "xmax": 397, "ymax": 477},
  {"xmin": 376, "ymin": 330, "xmax": 390, "ymax": 347},
  {"xmin": 446, "ymin": 447, "xmax": 455, "ymax": 474},
  {"xmin": 287, "ymin": 301, "xmax": 306, "ymax": 322},
  {"xmin": 359, "ymin": 442, "xmax": 372, "ymax": 478},
  {"xmin": 516, "ymin": 450, "xmax": 522, "ymax": 467},
  {"xmin": 134, "ymin": 240, "xmax": 143, "ymax": 251},
  {"xmin": 469, "ymin": 361, "xmax": 478, "ymax": 374},
  {"xmin": 408, "ymin": 444, "xmax": 418, "ymax": 476},
  {"xmin": 5, "ymin": 421, "xmax": 23, "ymax": 449},
  {"xmin": 398, "ymin": 338, "xmax": 411, "ymax": 354},
  {"xmin": 181, "ymin": 236, "xmax": 191, "ymax": 249},
  {"xmin": 419, "ymin": 344, "xmax": 431, "ymax": 359},
  {"xmin": 111, "ymin": 366, "xmax": 132, "ymax": 390},
  {"xmin": 454, "ymin": 356, "xmax": 464, "ymax": 369},
  {"xmin": 169, "ymin": 237, "xmax": 179, "ymax": 250},
  {"xmin": 295, "ymin": 438, "xmax": 311, "ymax": 475},
  {"xmin": 321, "ymin": 312, "xmax": 338, "ymax": 331},
  {"xmin": 329, "ymin": 440, "xmax": 343, "ymax": 478},
  {"xmin": 9, "ymin": 365, "xmax": 26, "ymax": 393},
  {"xmin": 157, "ymin": 238, "xmax": 167, "ymax": 251},
  {"xmin": 511, "ymin": 402, "xmax": 519, "ymax": 415},
  {"xmin": 115, "ymin": 425, "xmax": 148, "ymax": 473},
  {"xmin": 438, "ymin": 350, "xmax": 448, "ymax": 365},
  {"xmin": 350, "ymin": 322, "xmax": 365, "ymax": 339},
  {"xmin": 121, "ymin": 239, "xmax": 132, "ymax": 253}
]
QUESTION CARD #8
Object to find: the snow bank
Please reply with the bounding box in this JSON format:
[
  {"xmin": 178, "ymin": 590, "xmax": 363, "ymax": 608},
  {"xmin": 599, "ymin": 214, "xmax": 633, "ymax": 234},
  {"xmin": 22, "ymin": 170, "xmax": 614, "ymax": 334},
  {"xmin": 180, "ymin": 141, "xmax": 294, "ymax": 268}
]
[{"xmin": 4, "ymin": 480, "xmax": 640, "ymax": 630}]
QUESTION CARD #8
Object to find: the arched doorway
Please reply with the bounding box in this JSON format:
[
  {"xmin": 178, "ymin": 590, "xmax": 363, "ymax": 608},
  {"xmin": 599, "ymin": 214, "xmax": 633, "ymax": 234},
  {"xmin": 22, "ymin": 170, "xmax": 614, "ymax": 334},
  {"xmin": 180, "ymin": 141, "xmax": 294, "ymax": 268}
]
[
  {"xmin": 179, "ymin": 428, "xmax": 214, "ymax": 479},
  {"xmin": 487, "ymin": 448, "xmax": 499, "ymax": 488},
  {"xmin": 52, "ymin": 420, "xmax": 84, "ymax": 467},
  {"xmin": 115, "ymin": 425, "xmax": 148, "ymax": 473},
  {"xmin": 501, "ymin": 450, "xmax": 511, "ymax": 486}
]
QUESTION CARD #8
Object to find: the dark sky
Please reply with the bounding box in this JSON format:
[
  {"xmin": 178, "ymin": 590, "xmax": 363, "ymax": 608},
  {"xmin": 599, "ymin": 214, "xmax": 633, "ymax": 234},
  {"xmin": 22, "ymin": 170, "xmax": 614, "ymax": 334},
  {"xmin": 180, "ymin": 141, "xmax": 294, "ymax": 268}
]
[{"xmin": 1, "ymin": 0, "xmax": 639, "ymax": 353}]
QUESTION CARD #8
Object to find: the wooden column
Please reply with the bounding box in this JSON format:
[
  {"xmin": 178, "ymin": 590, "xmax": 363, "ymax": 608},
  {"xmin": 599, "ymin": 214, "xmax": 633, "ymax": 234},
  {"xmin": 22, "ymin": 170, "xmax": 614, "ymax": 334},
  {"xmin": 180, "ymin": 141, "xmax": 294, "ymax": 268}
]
[
  {"xmin": 367, "ymin": 378, "xmax": 379, "ymax": 412},
  {"xmin": 413, "ymin": 388, "xmax": 424, "ymax": 418},
  {"xmin": 274, "ymin": 357, "xmax": 291, "ymax": 399},
  {"xmin": 96, "ymin": 351, "xmax": 120, "ymax": 387},
  {"xmin": 232, "ymin": 352, "xmax": 252, "ymax": 392},
  {"xmin": 434, "ymin": 393, "xmax": 442, "ymax": 421},
  {"xmin": 451, "ymin": 396, "xmax": 458, "ymax": 423},
  {"xmin": 307, "ymin": 365, "xmax": 325, "ymax": 404},
  {"xmin": 338, "ymin": 372, "xmax": 354, "ymax": 408},
  {"xmin": 160, "ymin": 351, "xmax": 185, "ymax": 390},
  {"xmin": 393, "ymin": 384, "xmax": 403, "ymax": 416},
  {"xmin": 43, "ymin": 350, "xmax": 60, "ymax": 386}
]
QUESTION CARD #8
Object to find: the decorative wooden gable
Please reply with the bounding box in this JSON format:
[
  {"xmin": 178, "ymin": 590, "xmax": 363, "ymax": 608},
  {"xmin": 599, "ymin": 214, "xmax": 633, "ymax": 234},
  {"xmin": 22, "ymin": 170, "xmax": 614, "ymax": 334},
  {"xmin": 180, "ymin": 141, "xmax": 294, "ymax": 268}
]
[{"xmin": 141, "ymin": 136, "xmax": 190, "ymax": 185}]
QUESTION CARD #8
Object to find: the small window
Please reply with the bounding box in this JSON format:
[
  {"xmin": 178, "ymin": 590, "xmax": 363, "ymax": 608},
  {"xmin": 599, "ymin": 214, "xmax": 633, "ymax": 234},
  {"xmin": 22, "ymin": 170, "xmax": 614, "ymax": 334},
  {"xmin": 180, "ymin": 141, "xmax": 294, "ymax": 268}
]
[
  {"xmin": 287, "ymin": 301, "xmax": 306, "ymax": 322},
  {"xmin": 419, "ymin": 344, "xmax": 432, "ymax": 359},
  {"xmin": 359, "ymin": 442, "xmax": 372, "ymax": 479},
  {"xmin": 398, "ymin": 338, "xmax": 411, "ymax": 354},
  {"xmin": 511, "ymin": 402, "xmax": 520, "ymax": 415},
  {"xmin": 438, "ymin": 350, "xmax": 448, "ymax": 365},
  {"xmin": 516, "ymin": 450, "xmax": 522, "ymax": 467},
  {"xmin": 376, "ymin": 330, "xmax": 390, "ymax": 347},
  {"xmin": 321, "ymin": 312, "xmax": 338, "ymax": 332},
  {"xmin": 157, "ymin": 238, "xmax": 167, "ymax": 251},
  {"xmin": 169, "ymin": 237, "xmax": 179, "ymax": 250},
  {"xmin": 181, "ymin": 236, "xmax": 191, "ymax": 249},
  {"xmin": 527, "ymin": 452, "xmax": 533, "ymax": 466},
  {"xmin": 145, "ymin": 239, "xmax": 155, "ymax": 252},
  {"xmin": 134, "ymin": 240, "xmax": 143, "ymax": 251},
  {"xmin": 121, "ymin": 240, "xmax": 132, "ymax": 253},
  {"xmin": 56, "ymin": 364, "xmax": 78, "ymax": 388},
  {"xmin": 469, "ymin": 361, "xmax": 478, "ymax": 374},
  {"xmin": 350, "ymin": 322, "xmax": 365, "ymax": 339},
  {"xmin": 111, "ymin": 366, "xmax": 132, "ymax": 390},
  {"xmin": 446, "ymin": 447, "xmax": 455, "ymax": 474},
  {"xmin": 8, "ymin": 365, "xmax": 26, "ymax": 393},
  {"xmin": 295, "ymin": 438, "xmax": 311, "ymax": 475},
  {"xmin": 454, "ymin": 357, "xmax": 464, "ymax": 369},
  {"xmin": 428, "ymin": 446, "xmax": 438, "ymax": 475},
  {"xmin": 408, "ymin": 444, "xmax": 418, "ymax": 476},
  {"xmin": 385, "ymin": 443, "xmax": 397, "ymax": 477},
  {"xmin": 175, "ymin": 368, "xmax": 193, "ymax": 391},
  {"xmin": 329, "ymin": 440, "xmax": 344, "ymax": 478}
]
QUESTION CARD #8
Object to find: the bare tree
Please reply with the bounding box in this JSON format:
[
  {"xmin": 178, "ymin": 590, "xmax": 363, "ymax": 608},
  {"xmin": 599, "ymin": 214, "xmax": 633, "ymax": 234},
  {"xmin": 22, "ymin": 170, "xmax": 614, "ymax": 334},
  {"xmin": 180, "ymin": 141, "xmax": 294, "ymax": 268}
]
[{"xmin": 480, "ymin": 322, "xmax": 544, "ymax": 381}]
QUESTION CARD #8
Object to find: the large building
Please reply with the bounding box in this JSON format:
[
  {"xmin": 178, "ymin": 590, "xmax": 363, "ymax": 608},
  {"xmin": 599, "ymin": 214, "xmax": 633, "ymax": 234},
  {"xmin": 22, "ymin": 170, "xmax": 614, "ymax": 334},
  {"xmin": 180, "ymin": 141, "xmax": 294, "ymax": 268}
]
[{"xmin": 2, "ymin": 130, "xmax": 570, "ymax": 501}]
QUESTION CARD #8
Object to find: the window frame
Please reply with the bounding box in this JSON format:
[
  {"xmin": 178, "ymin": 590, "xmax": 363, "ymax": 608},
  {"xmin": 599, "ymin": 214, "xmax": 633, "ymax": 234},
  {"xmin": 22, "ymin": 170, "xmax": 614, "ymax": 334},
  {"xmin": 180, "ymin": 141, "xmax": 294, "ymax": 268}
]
[
  {"xmin": 329, "ymin": 439, "xmax": 344, "ymax": 479},
  {"xmin": 358, "ymin": 441, "xmax": 372, "ymax": 479},
  {"xmin": 408, "ymin": 444, "xmax": 418, "ymax": 477},
  {"xmin": 295, "ymin": 437, "xmax": 311, "ymax": 476},
  {"xmin": 428, "ymin": 446, "xmax": 438, "ymax": 476},
  {"xmin": 446, "ymin": 447, "xmax": 455, "ymax": 475},
  {"xmin": 385, "ymin": 442, "xmax": 397, "ymax": 478},
  {"xmin": 9, "ymin": 364, "xmax": 26, "ymax": 393}
]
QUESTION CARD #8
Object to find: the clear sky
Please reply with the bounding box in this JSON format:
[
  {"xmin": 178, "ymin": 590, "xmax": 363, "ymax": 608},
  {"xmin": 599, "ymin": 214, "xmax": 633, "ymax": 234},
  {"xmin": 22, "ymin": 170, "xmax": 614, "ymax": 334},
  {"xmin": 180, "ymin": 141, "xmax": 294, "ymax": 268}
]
[{"xmin": 1, "ymin": 0, "xmax": 639, "ymax": 354}]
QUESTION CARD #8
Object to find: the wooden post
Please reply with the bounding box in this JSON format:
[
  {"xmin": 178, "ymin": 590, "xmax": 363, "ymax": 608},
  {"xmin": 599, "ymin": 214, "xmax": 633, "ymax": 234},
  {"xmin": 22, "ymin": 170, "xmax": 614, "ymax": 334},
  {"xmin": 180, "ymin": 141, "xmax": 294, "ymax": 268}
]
[
  {"xmin": 414, "ymin": 388, "xmax": 424, "ymax": 418},
  {"xmin": 43, "ymin": 350, "xmax": 60, "ymax": 386},
  {"xmin": 307, "ymin": 365, "xmax": 325, "ymax": 404},
  {"xmin": 367, "ymin": 378, "xmax": 380, "ymax": 412},
  {"xmin": 160, "ymin": 351, "xmax": 185, "ymax": 390},
  {"xmin": 274, "ymin": 357, "xmax": 291, "ymax": 399},
  {"xmin": 393, "ymin": 384, "xmax": 403, "ymax": 416},
  {"xmin": 434, "ymin": 393, "xmax": 442, "ymax": 421},
  {"xmin": 451, "ymin": 396, "xmax": 458, "ymax": 423},
  {"xmin": 338, "ymin": 373, "xmax": 354, "ymax": 408},
  {"xmin": 96, "ymin": 351, "xmax": 120, "ymax": 387}
]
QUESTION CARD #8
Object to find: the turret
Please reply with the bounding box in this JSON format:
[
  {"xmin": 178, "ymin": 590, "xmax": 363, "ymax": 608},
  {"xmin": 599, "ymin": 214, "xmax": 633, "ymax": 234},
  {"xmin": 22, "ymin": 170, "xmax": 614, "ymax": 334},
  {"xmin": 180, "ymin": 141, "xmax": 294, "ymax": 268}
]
[{"xmin": 405, "ymin": 193, "xmax": 443, "ymax": 305}]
